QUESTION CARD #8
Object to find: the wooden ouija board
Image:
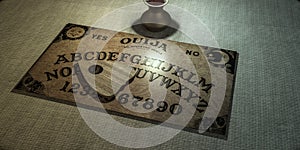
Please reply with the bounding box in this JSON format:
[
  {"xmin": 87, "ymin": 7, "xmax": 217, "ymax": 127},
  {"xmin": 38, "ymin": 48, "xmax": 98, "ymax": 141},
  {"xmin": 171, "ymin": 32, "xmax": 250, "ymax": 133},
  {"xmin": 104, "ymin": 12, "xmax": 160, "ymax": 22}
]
[{"xmin": 12, "ymin": 23, "xmax": 238, "ymax": 139}]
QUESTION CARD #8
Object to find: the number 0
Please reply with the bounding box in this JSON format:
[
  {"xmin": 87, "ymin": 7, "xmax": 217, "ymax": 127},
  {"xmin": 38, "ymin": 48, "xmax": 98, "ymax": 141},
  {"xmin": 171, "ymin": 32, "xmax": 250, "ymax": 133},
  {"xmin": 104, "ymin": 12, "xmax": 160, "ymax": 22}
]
[{"xmin": 169, "ymin": 104, "xmax": 182, "ymax": 115}]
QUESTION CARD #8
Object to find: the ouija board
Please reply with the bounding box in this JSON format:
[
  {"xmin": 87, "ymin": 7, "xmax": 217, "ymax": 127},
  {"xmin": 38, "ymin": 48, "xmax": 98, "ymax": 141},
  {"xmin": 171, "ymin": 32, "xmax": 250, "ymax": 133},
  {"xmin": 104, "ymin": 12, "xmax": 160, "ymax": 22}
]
[{"xmin": 12, "ymin": 23, "xmax": 238, "ymax": 139}]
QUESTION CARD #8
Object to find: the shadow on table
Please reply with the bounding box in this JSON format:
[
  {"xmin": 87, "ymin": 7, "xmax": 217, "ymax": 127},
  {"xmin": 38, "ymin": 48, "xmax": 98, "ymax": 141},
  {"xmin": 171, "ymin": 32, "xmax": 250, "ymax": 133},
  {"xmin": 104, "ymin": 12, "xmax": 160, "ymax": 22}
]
[{"xmin": 131, "ymin": 19, "xmax": 180, "ymax": 39}]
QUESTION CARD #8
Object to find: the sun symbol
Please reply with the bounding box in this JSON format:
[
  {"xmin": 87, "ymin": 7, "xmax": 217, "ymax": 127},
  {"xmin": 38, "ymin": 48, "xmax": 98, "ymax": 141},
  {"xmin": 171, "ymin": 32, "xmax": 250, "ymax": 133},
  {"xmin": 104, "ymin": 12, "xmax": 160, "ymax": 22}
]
[{"xmin": 66, "ymin": 27, "xmax": 86, "ymax": 39}]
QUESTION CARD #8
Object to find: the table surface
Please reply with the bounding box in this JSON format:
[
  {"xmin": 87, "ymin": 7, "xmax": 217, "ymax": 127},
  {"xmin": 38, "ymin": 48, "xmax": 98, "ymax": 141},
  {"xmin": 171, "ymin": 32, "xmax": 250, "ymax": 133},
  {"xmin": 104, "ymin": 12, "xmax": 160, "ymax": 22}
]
[{"xmin": 0, "ymin": 0, "xmax": 299, "ymax": 149}]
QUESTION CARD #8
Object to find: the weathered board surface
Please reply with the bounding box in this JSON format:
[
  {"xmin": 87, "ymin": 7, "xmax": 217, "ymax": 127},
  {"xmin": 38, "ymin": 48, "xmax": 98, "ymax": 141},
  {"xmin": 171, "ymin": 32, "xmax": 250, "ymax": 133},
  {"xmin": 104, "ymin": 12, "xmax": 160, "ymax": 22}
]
[{"xmin": 12, "ymin": 23, "xmax": 238, "ymax": 139}]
